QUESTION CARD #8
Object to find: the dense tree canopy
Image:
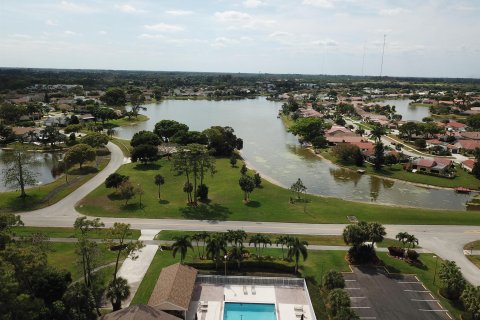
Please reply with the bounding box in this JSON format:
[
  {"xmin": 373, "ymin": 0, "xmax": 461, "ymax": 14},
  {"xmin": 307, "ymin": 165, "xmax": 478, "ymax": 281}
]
[
  {"xmin": 130, "ymin": 130, "xmax": 161, "ymax": 147},
  {"xmin": 81, "ymin": 132, "xmax": 109, "ymax": 149},
  {"xmin": 64, "ymin": 144, "xmax": 96, "ymax": 168},
  {"xmin": 289, "ymin": 117, "xmax": 327, "ymax": 143},
  {"xmin": 101, "ymin": 87, "xmax": 126, "ymax": 106},
  {"xmin": 202, "ymin": 126, "xmax": 243, "ymax": 156},
  {"xmin": 154, "ymin": 120, "xmax": 189, "ymax": 142}
]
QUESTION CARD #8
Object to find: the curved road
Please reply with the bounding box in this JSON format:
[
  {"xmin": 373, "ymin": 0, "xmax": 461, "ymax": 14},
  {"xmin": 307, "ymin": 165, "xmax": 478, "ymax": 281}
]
[{"xmin": 19, "ymin": 142, "xmax": 480, "ymax": 286}]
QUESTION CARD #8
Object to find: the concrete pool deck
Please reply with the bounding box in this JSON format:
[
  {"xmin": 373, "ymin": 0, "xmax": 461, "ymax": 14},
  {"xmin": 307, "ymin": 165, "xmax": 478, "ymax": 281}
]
[{"xmin": 187, "ymin": 282, "xmax": 314, "ymax": 320}]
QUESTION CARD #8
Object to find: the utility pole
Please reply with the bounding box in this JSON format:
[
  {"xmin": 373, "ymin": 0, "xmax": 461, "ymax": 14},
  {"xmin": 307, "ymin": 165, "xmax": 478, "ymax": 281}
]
[{"xmin": 379, "ymin": 34, "xmax": 386, "ymax": 77}]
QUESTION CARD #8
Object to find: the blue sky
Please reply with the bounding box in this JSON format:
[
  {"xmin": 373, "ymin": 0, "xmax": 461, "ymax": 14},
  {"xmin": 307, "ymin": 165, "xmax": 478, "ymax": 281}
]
[{"xmin": 1, "ymin": 0, "xmax": 479, "ymax": 78}]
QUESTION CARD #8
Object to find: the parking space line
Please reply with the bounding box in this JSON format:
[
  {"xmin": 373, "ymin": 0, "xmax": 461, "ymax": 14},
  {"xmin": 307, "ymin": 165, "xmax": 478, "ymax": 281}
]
[
  {"xmin": 411, "ymin": 299, "xmax": 438, "ymax": 302},
  {"xmin": 345, "ymin": 279, "xmax": 357, "ymax": 281},
  {"xmin": 350, "ymin": 296, "xmax": 366, "ymax": 299},
  {"xmin": 428, "ymin": 293, "xmax": 434, "ymax": 299},
  {"xmin": 345, "ymin": 287, "xmax": 361, "ymax": 290},
  {"xmin": 446, "ymin": 312, "xmax": 452, "ymax": 319},
  {"xmin": 351, "ymin": 306, "xmax": 371, "ymax": 309},
  {"xmin": 404, "ymin": 289, "xmax": 430, "ymax": 292},
  {"xmin": 421, "ymin": 284, "xmax": 428, "ymax": 290},
  {"xmin": 359, "ymin": 317, "xmax": 376, "ymax": 319},
  {"xmin": 414, "ymin": 276, "xmax": 420, "ymax": 281},
  {"xmin": 398, "ymin": 281, "xmax": 421, "ymax": 284},
  {"xmin": 419, "ymin": 309, "xmax": 449, "ymax": 312},
  {"xmin": 437, "ymin": 302, "xmax": 443, "ymax": 309}
]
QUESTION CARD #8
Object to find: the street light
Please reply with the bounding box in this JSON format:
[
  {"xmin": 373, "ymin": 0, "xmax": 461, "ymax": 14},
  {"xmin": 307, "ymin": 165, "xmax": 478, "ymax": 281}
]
[
  {"xmin": 433, "ymin": 255, "xmax": 439, "ymax": 285},
  {"xmin": 224, "ymin": 254, "xmax": 228, "ymax": 276}
]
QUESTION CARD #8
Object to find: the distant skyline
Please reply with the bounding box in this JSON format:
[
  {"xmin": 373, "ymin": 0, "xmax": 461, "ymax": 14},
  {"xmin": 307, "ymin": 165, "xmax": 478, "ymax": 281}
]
[{"xmin": 1, "ymin": 0, "xmax": 479, "ymax": 78}]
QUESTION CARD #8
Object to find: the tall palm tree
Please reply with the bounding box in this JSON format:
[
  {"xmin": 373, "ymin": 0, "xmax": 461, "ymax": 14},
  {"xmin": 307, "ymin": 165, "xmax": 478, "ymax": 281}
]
[
  {"xmin": 288, "ymin": 237, "xmax": 308, "ymax": 274},
  {"xmin": 406, "ymin": 234, "xmax": 419, "ymax": 249},
  {"xmin": 206, "ymin": 233, "xmax": 227, "ymax": 268},
  {"xmin": 172, "ymin": 235, "xmax": 193, "ymax": 264},
  {"xmin": 395, "ymin": 232, "xmax": 410, "ymax": 248},
  {"xmin": 233, "ymin": 230, "xmax": 247, "ymax": 246},
  {"xmin": 191, "ymin": 232, "xmax": 204, "ymax": 258},
  {"xmin": 106, "ymin": 277, "xmax": 130, "ymax": 311},
  {"xmin": 276, "ymin": 235, "xmax": 293, "ymax": 259},
  {"xmin": 370, "ymin": 125, "xmax": 385, "ymax": 143},
  {"xmin": 229, "ymin": 243, "xmax": 245, "ymax": 270},
  {"xmin": 368, "ymin": 222, "xmax": 386, "ymax": 248},
  {"xmin": 249, "ymin": 234, "xmax": 263, "ymax": 257},
  {"xmin": 154, "ymin": 174, "xmax": 165, "ymax": 200},
  {"xmin": 260, "ymin": 234, "xmax": 272, "ymax": 256}
]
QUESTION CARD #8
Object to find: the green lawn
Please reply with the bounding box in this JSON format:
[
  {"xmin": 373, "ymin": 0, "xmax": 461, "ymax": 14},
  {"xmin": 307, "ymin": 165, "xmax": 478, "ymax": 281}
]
[
  {"xmin": 319, "ymin": 149, "xmax": 479, "ymax": 190},
  {"xmin": 467, "ymin": 255, "xmax": 480, "ymax": 269},
  {"xmin": 77, "ymin": 157, "xmax": 480, "ymax": 225},
  {"xmin": 12, "ymin": 226, "xmax": 140, "ymax": 239},
  {"xmin": 111, "ymin": 137, "xmax": 132, "ymax": 157},
  {"xmin": 464, "ymin": 240, "xmax": 480, "ymax": 251},
  {"xmin": 108, "ymin": 114, "xmax": 149, "ymax": 127},
  {"xmin": 0, "ymin": 156, "xmax": 110, "ymax": 213},
  {"xmin": 46, "ymin": 242, "xmax": 119, "ymax": 281}
]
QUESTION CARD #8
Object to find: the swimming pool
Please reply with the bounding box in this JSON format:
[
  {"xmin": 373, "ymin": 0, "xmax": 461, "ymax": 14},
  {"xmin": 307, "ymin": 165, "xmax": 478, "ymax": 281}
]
[{"xmin": 223, "ymin": 303, "xmax": 277, "ymax": 320}]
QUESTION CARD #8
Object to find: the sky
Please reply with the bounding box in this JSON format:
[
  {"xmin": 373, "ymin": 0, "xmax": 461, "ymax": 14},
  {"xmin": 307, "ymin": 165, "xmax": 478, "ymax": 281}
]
[{"xmin": 1, "ymin": 0, "xmax": 479, "ymax": 78}]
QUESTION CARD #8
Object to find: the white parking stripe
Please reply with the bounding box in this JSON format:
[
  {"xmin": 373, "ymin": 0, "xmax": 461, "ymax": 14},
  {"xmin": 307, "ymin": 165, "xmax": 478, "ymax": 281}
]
[
  {"xmin": 404, "ymin": 289, "xmax": 430, "ymax": 292},
  {"xmin": 398, "ymin": 281, "xmax": 420, "ymax": 284},
  {"xmin": 419, "ymin": 309, "xmax": 449, "ymax": 312},
  {"xmin": 345, "ymin": 287, "xmax": 361, "ymax": 290},
  {"xmin": 345, "ymin": 279, "xmax": 357, "ymax": 281},
  {"xmin": 350, "ymin": 296, "xmax": 366, "ymax": 299},
  {"xmin": 351, "ymin": 307, "xmax": 371, "ymax": 309},
  {"xmin": 411, "ymin": 299, "xmax": 439, "ymax": 302}
]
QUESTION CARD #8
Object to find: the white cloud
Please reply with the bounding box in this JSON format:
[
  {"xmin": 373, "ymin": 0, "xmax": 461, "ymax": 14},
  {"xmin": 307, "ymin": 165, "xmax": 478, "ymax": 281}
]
[
  {"xmin": 144, "ymin": 23, "xmax": 184, "ymax": 32},
  {"xmin": 211, "ymin": 37, "xmax": 238, "ymax": 48},
  {"xmin": 115, "ymin": 4, "xmax": 145, "ymax": 13},
  {"xmin": 59, "ymin": 1, "xmax": 97, "ymax": 13},
  {"xmin": 269, "ymin": 31, "xmax": 292, "ymax": 38},
  {"xmin": 138, "ymin": 33, "xmax": 164, "ymax": 39},
  {"xmin": 98, "ymin": 31, "xmax": 107, "ymax": 35},
  {"xmin": 46, "ymin": 19, "xmax": 58, "ymax": 26},
  {"xmin": 312, "ymin": 39, "xmax": 339, "ymax": 47},
  {"xmin": 214, "ymin": 10, "xmax": 274, "ymax": 29},
  {"xmin": 165, "ymin": 10, "xmax": 194, "ymax": 16},
  {"xmin": 243, "ymin": 0, "xmax": 266, "ymax": 8},
  {"xmin": 64, "ymin": 30, "xmax": 77, "ymax": 36},
  {"xmin": 8, "ymin": 34, "xmax": 32, "ymax": 40},
  {"xmin": 379, "ymin": 8, "xmax": 410, "ymax": 16},
  {"xmin": 302, "ymin": 0, "xmax": 335, "ymax": 9}
]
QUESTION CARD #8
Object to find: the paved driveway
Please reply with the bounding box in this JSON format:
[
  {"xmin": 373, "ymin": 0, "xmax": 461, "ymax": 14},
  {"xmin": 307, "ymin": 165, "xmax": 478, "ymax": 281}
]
[{"xmin": 343, "ymin": 266, "xmax": 451, "ymax": 320}]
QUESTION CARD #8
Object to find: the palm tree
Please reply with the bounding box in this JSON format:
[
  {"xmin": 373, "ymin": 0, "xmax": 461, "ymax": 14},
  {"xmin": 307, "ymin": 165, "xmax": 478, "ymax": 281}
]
[
  {"xmin": 276, "ymin": 235, "xmax": 293, "ymax": 259},
  {"xmin": 191, "ymin": 232, "xmax": 203, "ymax": 258},
  {"xmin": 368, "ymin": 222, "xmax": 386, "ymax": 248},
  {"xmin": 172, "ymin": 235, "xmax": 193, "ymax": 264},
  {"xmin": 259, "ymin": 234, "xmax": 272, "ymax": 256},
  {"xmin": 233, "ymin": 230, "xmax": 247, "ymax": 246},
  {"xmin": 249, "ymin": 234, "xmax": 263, "ymax": 258},
  {"xmin": 229, "ymin": 243, "xmax": 245, "ymax": 270},
  {"xmin": 206, "ymin": 233, "xmax": 227, "ymax": 268},
  {"xmin": 154, "ymin": 174, "xmax": 165, "ymax": 200},
  {"xmin": 106, "ymin": 277, "xmax": 130, "ymax": 311},
  {"xmin": 288, "ymin": 237, "xmax": 308, "ymax": 274},
  {"xmin": 395, "ymin": 232, "xmax": 410, "ymax": 248},
  {"xmin": 370, "ymin": 125, "xmax": 385, "ymax": 143},
  {"xmin": 406, "ymin": 234, "xmax": 419, "ymax": 249}
]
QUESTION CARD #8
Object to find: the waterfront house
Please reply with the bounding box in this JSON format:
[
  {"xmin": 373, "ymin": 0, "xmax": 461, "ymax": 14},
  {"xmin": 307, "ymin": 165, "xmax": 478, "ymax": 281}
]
[
  {"xmin": 461, "ymin": 159, "xmax": 476, "ymax": 172},
  {"xmin": 445, "ymin": 121, "xmax": 467, "ymax": 132},
  {"xmin": 409, "ymin": 157, "xmax": 453, "ymax": 175},
  {"xmin": 455, "ymin": 140, "xmax": 480, "ymax": 153}
]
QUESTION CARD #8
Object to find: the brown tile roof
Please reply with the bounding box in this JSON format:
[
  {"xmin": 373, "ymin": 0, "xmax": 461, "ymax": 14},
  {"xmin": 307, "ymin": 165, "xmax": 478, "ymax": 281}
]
[
  {"xmin": 12, "ymin": 127, "xmax": 36, "ymax": 136},
  {"xmin": 102, "ymin": 305, "xmax": 181, "ymax": 320},
  {"xmin": 456, "ymin": 140, "xmax": 480, "ymax": 150},
  {"xmin": 148, "ymin": 263, "xmax": 197, "ymax": 311},
  {"xmin": 460, "ymin": 132, "xmax": 480, "ymax": 140},
  {"xmin": 326, "ymin": 136, "xmax": 365, "ymax": 144}
]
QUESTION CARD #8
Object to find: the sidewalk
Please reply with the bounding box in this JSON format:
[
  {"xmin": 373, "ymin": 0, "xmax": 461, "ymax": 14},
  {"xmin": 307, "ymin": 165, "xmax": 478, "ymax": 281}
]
[{"xmin": 116, "ymin": 229, "xmax": 160, "ymax": 307}]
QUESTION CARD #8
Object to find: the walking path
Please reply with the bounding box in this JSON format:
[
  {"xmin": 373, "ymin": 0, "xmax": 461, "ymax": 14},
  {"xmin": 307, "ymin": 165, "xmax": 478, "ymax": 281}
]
[{"xmin": 117, "ymin": 229, "xmax": 160, "ymax": 307}]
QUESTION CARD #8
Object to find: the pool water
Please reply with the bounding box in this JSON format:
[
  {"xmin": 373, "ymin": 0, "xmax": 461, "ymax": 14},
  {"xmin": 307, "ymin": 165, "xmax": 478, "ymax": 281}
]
[{"xmin": 224, "ymin": 303, "xmax": 276, "ymax": 320}]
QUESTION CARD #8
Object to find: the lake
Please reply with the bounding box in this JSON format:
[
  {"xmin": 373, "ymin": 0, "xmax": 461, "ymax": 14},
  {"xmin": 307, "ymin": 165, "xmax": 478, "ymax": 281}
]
[
  {"xmin": 116, "ymin": 98, "xmax": 471, "ymax": 210},
  {"xmin": 383, "ymin": 99, "xmax": 431, "ymax": 122},
  {"xmin": 0, "ymin": 150, "xmax": 63, "ymax": 192}
]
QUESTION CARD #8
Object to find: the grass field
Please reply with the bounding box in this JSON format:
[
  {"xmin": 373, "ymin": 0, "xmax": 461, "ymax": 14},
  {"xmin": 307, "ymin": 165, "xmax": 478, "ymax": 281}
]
[
  {"xmin": 46, "ymin": 242, "xmax": 119, "ymax": 281},
  {"xmin": 77, "ymin": 157, "xmax": 480, "ymax": 225},
  {"xmin": 319, "ymin": 149, "xmax": 479, "ymax": 190},
  {"xmin": 466, "ymin": 255, "xmax": 480, "ymax": 269},
  {"xmin": 108, "ymin": 114, "xmax": 149, "ymax": 127},
  {"xmin": 0, "ymin": 156, "xmax": 110, "ymax": 213},
  {"xmin": 111, "ymin": 137, "xmax": 132, "ymax": 157},
  {"xmin": 12, "ymin": 226, "xmax": 141, "ymax": 239},
  {"xmin": 464, "ymin": 240, "xmax": 480, "ymax": 251},
  {"xmin": 131, "ymin": 247, "xmax": 464, "ymax": 319}
]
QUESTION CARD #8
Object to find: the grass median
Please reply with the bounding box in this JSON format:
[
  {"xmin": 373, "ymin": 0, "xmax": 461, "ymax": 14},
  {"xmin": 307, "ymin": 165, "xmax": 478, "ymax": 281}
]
[{"xmin": 77, "ymin": 157, "xmax": 480, "ymax": 225}]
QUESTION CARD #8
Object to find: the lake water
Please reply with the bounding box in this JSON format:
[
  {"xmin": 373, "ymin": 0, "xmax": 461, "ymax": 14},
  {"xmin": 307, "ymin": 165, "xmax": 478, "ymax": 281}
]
[
  {"xmin": 116, "ymin": 98, "xmax": 471, "ymax": 210},
  {"xmin": 0, "ymin": 150, "xmax": 63, "ymax": 192},
  {"xmin": 383, "ymin": 99, "xmax": 431, "ymax": 122}
]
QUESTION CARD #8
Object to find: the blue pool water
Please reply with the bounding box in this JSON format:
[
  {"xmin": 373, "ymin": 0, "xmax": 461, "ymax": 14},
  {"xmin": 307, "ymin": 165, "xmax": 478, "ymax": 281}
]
[{"xmin": 224, "ymin": 303, "xmax": 276, "ymax": 320}]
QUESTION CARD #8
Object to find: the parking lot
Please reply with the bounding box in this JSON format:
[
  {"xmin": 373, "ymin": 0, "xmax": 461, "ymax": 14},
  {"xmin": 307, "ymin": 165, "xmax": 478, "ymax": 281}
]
[{"xmin": 343, "ymin": 266, "xmax": 451, "ymax": 320}]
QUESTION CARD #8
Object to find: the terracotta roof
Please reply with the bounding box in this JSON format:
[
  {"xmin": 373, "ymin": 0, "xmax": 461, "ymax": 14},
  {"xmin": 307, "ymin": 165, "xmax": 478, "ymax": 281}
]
[
  {"xmin": 102, "ymin": 305, "xmax": 181, "ymax": 320},
  {"xmin": 460, "ymin": 132, "xmax": 480, "ymax": 140},
  {"xmin": 326, "ymin": 136, "xmax": 365, "ymax": 144},
  {"xmin": 456, "ymin": 140, "xmax": 480, "ymax": 150},
  {"xmin": 413, "ymin": 158, "xmax": 436, "ymax": 168},
  {"xmin": 12, "ymin": 127, "xmax": 36, "ymax": 135},
  {"xmin": 350, "ymin": 141, "xmax": 375, "ymax": 150},
  {"xmin": 326, "ymin": 126, "xmax": 351, "ymax": 135},
  {"xmin": 462, "ymin": 159, "xmax": 476, "ymax": 169},
  {"xmin": 148, "ymin": 263, "xmax": 197, "ymax": 311},
  {"xmin": 447, "ymin": 121, "xmax": 466, "ymax": 128},
  {"xmin": 433, "ymin": 157, "xmax": 453, "ymax": 166}
]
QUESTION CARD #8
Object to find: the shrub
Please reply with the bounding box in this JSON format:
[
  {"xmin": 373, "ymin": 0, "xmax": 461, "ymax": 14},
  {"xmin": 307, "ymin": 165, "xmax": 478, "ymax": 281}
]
[
  {"xmin": 197, "ymin": 184, "xmax": 209, "ymax": 201},
  {"xmin": 388, "ymin": 246, "xmax": 405, "ymax": 258},
  {"xmin": 322, "ymin": 270, "xmax": 345, "ymax": 290},
  {"xmin": 406, "ymin": 249, "xmax": 419, "ymax": 261},
  {"xmin": 326, "ymin": 289, "xmax": 351, "ymax": 318},
  {"xmin": 347, "ymin": 245, "xmax": 377, "ymax": 264},
  {"xmin": 439, "ymin": 260, "xmax": 466, "ymax": 300}
]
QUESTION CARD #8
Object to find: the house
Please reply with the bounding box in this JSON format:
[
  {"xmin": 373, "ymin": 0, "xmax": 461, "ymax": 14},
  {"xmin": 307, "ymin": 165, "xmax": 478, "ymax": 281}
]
[
  {"xmin": 455, "ymin": 140, "xmax": 480, "ymax": 153},
  {"xmin": 460, "ymin": 132, "xmax": 480, "ymax": 140},
  {"xmin": 350, "ymin": 141, "xmax": 375, "ymax": 156},
  {"xmin": 426, "ymin": 139, "xmax": 446, "ymax": 150},
  {"xmin": 461, "ymin": 159, "xmax": 476, "ymax": 172},
  {"xmin": 11, "ymin": 127, "xmax": 37, "ymax": 140},
  {"xmin": 409, "ymin": 157, "xmax": 453, "ymax": 175},
  {"xmin": 101, "ymin": 305, "xmax": 181, "ymax": 320},
  {"xmin": 326, "ymin": 136, "xmax": 366, "ymax": 145},
  {"xmin": 445, "ymin": 121, "xmax": 467, "ymax": 132},
  {"xmin": 148, "ymin": 263, "xmax": 198, "ymax": 319},
  {"xmin": 43, "ymin": 114, "xmax": 68, "ymax": 126},
  {"xmin": 326, "ymin": 126, "xmax": 355, "ymax": 137}
]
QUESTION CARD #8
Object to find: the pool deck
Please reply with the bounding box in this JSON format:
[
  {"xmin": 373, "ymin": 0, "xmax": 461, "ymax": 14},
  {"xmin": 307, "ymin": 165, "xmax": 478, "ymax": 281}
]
[{"xmin": 186, "ymin": 284, "xmax": 313, "ymax": 320}]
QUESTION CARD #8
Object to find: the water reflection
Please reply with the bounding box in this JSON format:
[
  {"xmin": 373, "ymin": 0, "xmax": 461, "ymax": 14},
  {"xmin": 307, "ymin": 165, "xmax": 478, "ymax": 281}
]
[
  {"xmin": 114, "ymin": 97, "xmax": 471, "ymax": 210},
  {"xmin": 383, "ymin": 99, "xmax": 431, "ymax": 122}
]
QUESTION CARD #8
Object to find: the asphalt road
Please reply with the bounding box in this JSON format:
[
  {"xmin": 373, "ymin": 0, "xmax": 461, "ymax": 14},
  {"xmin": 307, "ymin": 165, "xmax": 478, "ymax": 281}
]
[{"xmin": 18, "ymin": 141, "xmax": 480, "ymax": 286}]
